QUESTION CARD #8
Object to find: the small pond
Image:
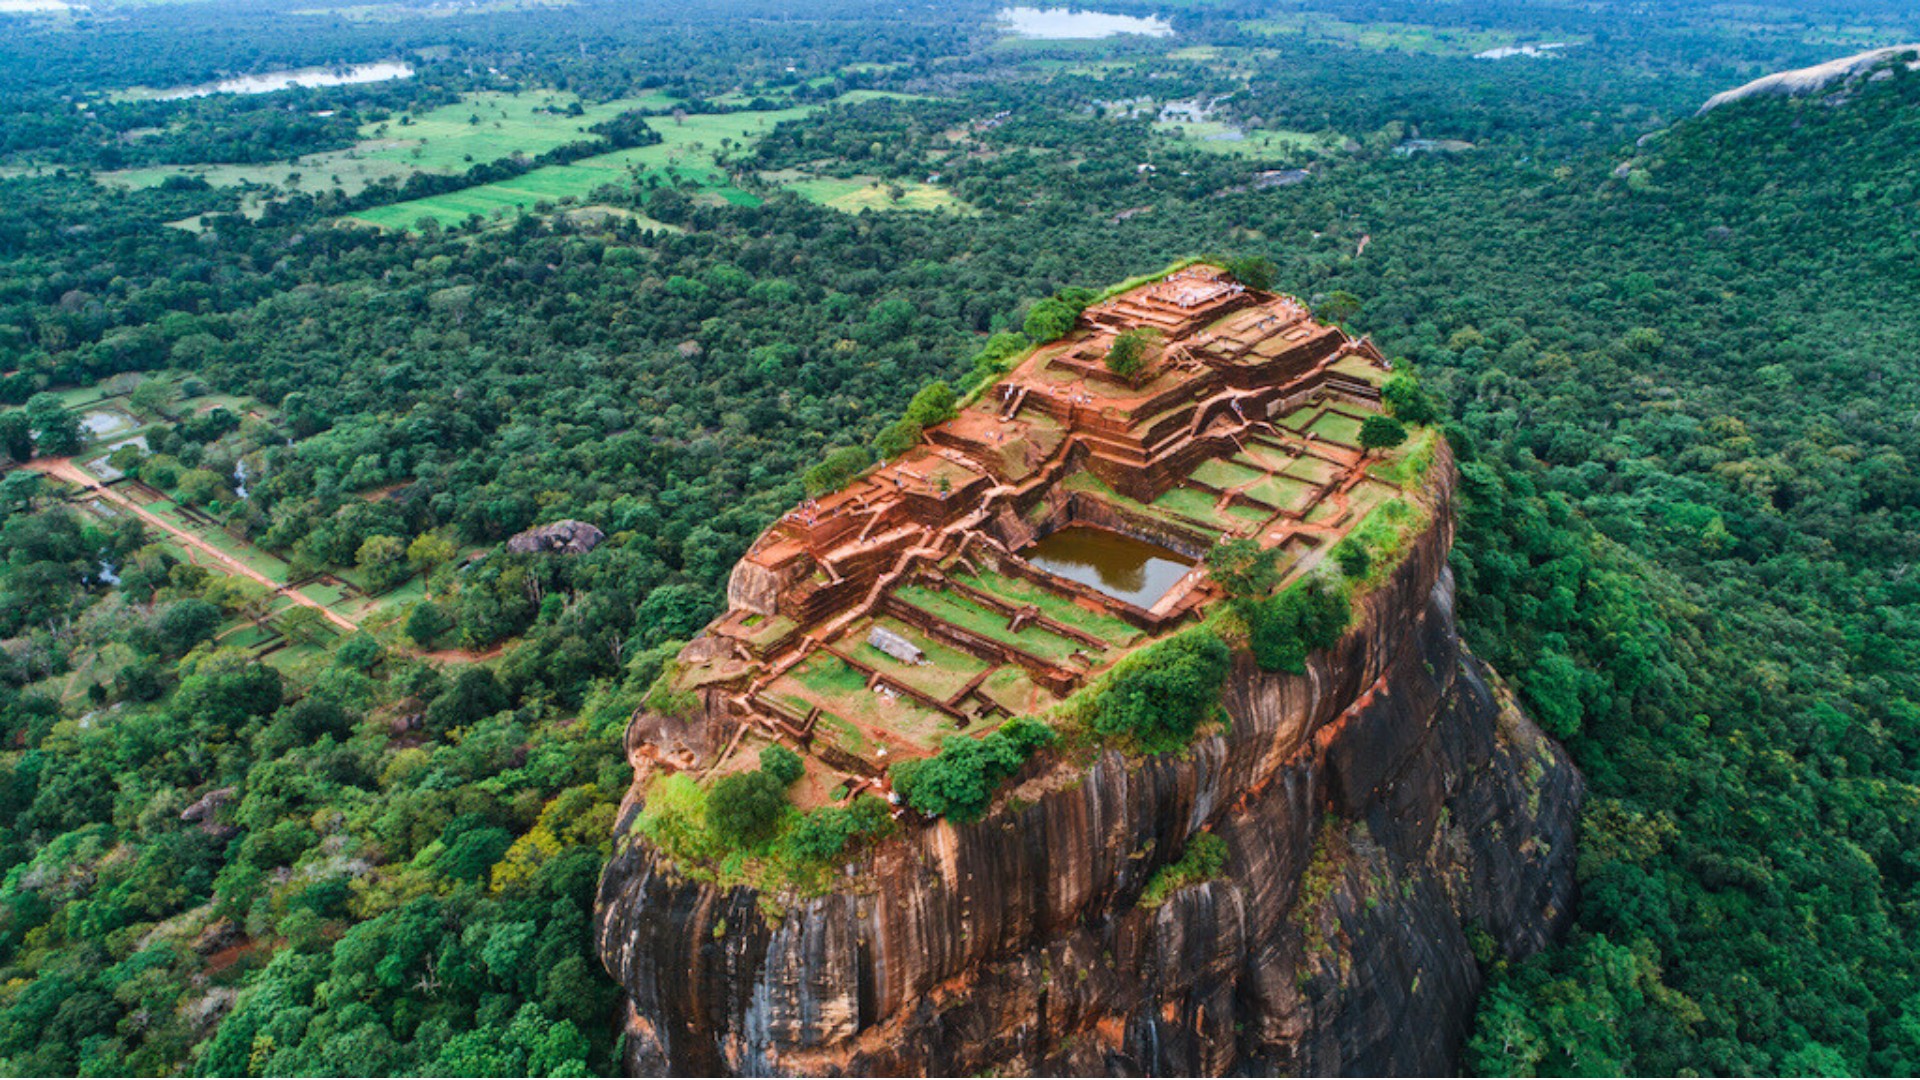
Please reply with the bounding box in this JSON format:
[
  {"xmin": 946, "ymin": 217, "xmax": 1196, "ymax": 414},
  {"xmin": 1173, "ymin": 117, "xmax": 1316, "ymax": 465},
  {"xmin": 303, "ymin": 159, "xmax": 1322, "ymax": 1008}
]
[
  {"xmin": 999, "ymin": 6, "xmax": 1173, "ymax": 39},
  {"xmin": 81, "ymin": 408, "xmax": 138, "ymax": 438},
  {"xmin": 1023, "ymin": 525, "xmax": 1194, "ymax": 608}
]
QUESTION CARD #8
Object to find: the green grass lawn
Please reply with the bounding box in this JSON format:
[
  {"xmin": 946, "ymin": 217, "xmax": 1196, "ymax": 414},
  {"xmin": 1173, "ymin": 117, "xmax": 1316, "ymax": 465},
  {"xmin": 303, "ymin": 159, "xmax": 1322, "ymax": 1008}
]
[
  {"xmin": 813, "ymin": 711, "xmax": 871, "ymax": 757},
  {"xmin": 792, "ymin": 652, "xmax": 869, "ymax": 698},
  {"xmin": 1244, "ymin": 474, "xmax": 1316, "ymax": 512},
  {"xmin": 216, "ymin": 622, "xmax": 280, "ymax": 650},
  {"xmin": 848, "ymin": 617, "xmax": 988, "ymax": 702},
  {"xmin": 894, "ymin": 585, "xmax": 1088, "ymax": 665},
  {"xmin": 1151, "ymin": 485, "xmax": 1233, "ymax": 529},
  {"xmin": 1279, "ymin": 404, "xmax": 1322, "ymax": 432},
  {"xmin": 1234, "ymin": 444, "xmax": 1295, "ymax": 472},
  {"xmin": 1190, "ymin": 458, "xmax": 1267, "ymax": 491},
  {"xmin": 774, "ymin": 653, "xmax": 960, "ymax": 751},
  {"xmin": 1282, "ymin": 455, "xmax": 1343, "ymax": 485},
  {"xmin": 953, "ymin": 569, "xmax": 1143, "ymax": 647},
  {"xmin": 978, "ymin": 665, "xmax": 1057, "ymax": 717},
  {"xmin": 1308, "ymin": 411, "xmax": 1365, "ymax": 447}
]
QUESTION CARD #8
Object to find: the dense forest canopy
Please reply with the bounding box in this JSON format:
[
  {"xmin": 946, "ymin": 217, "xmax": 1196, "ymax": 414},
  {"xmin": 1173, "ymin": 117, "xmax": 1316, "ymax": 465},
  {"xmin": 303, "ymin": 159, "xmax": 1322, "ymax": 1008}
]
[{"xmin": 0, "ymin": 0, "xmax": 1916, "ymax": 1074}]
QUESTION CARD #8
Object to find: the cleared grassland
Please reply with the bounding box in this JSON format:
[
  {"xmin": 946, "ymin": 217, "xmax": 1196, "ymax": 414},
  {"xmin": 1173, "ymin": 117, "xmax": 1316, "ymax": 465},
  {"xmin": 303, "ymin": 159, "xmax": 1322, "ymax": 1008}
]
[
  {"xmin": 1153, "ymin": 120, "xmax": 1329, "ymax": 157},
  {"xmin": 358, "ymin": 89, "xmax": 679, "ymax": 172},
  {"xmin": 1243, "ymin": 14, "xmax": 1525, "ymax": 55},
  {"xmin": 95, "ymin": 89, "xmax": 678, "ymax": 215},
  {"xmin": 350, "ymin": 103, "xmax": 821, "ymax": 229},
  {"xmin": 777, "ymin": 174, "xmax": 969, "ymax": 213}
]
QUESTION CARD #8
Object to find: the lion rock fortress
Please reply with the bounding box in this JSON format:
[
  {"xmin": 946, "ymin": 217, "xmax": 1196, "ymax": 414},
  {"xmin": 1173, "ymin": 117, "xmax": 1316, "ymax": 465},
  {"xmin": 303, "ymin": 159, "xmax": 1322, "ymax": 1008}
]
[{"xmin": 594, "ymin": 264, "xmax": 1583, "ymax": 1076}]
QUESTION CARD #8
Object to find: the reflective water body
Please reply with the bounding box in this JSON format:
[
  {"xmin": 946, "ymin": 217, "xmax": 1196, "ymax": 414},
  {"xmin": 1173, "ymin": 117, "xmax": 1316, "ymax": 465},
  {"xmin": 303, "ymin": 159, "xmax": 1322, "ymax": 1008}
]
[
  {"xmin": 153, "ymin": 61, "xmax": 414, "ymax": 100},
  {"xmin": 999, "ymin": 6, "xmax": 1173, "ymax": 39},
  {"xmin": 1024, "ymin": 525, "xmax": 1194, "ymax": 608}
]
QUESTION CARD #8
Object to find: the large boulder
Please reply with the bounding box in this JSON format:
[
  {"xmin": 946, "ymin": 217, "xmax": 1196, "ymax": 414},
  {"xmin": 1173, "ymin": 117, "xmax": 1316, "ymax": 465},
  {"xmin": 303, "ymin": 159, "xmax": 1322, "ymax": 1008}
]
[{"xmin": 506, "ymin": 519, "xmax": 605, "ymax": 556}]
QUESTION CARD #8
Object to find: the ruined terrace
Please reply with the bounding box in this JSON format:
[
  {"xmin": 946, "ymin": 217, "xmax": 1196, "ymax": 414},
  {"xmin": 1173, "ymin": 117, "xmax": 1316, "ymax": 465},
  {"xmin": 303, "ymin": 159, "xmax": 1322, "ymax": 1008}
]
[{"xmin": 640, "ymin": 264, "xmax": 1405, "ymax": 807}]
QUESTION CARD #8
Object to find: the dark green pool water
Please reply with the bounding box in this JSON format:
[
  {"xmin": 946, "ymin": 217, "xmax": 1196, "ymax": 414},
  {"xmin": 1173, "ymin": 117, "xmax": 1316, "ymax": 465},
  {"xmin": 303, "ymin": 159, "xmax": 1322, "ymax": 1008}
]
[{"xmin": 1023, "ymin": 525, "xmax": 1196, "ymax": 608}]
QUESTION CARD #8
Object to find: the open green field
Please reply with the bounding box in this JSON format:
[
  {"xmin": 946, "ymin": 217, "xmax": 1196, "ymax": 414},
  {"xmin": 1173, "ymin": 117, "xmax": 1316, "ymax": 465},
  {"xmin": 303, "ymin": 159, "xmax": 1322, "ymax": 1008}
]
[
  {"xmin": 1234, "ymin": 444, "xmax": 1294, "ymax": 473},
  {"xmin": 361, "ymin": 89, "xmax": 680, "ymax": 171},
  {"xmin": 1154, "ymin": 121, "xmax": 1328, "ymax": 157},
  {"xmin": 350, "ymin": 102, "xmax": 821, "ymax": 229},
  {"xmin": 775, "ymin": 174, "xmax": 968, "ymax": 213},
  {"xmin": 1243, "ymin": 14, "xmax": 1533, "ymax": 56},
  {"xmin": 93, "ymin": 89, "xmax": 678, "ymax": 216}
]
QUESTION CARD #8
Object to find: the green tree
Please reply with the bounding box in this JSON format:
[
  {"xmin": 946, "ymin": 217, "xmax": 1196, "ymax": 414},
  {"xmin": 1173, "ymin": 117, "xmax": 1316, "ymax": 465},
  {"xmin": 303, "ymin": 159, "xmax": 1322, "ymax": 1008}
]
[
  {"xmin": 0, "ymin": 411, "xmax": 31, "ymax": 462},
  {"xmin": 1249, "ymin": 578, "xmax": 1350, "ymax": 673},
  {"xmin": 128, "ymin": 379, "xmax": 178, "ymax": 417},
  {"xmin": 356, "ymin": 534, "xmax": 410, "ymax": 592},
  {"xmin": 1205, "ymin": 537, "xmax": 1278, "ymax": 602},
  {"xmin": 26, "ymin": 395, "xmax": 83, "ymax": 457},
  {"xmin": 1105, "ymin": 328, "xmax": 1154, "ymax": 378},
  {"xmin": 1358, "ymin": 414, "xmax": 1408, "ymax": 454},
  {"xmin": 803, "ymin": 445, "xmax": 872, "ymax": 497},
  {"xmin": 406, "ymin": 601, "xmax": 454, "ymax": 647},
  {"xmin": 759, "ymin": 744, "xmax": 804, "ymax": 786},
  {"xmin": 1022, "ymin": 298, "xmax": 1078, "ymax": 342},
  {"xmin": 706, "ymin": 769, "xmax": 788, "ymax": 846},
  {"xmin": 887, "ymin": 718, "xmax": 1051, "ymax": 821},
  {"xmin": 1087, "ymin": 632, "xmax": 1231, "ymax": 752},
  {"xmin": 1381, "ymin": 373, "xmax": 1439, "ymax": 425},
  {"xmin": 1224, "ymin": 255, "xmax": 1277, "ymax": 291}
]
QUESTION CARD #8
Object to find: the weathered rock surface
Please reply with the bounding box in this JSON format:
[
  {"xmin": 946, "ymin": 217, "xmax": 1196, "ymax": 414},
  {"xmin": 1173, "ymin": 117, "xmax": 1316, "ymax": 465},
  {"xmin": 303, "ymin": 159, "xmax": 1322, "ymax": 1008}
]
[
  {"xmin": 506, "ymin": 519, "xmax": 605, "ymax": 555},
  {"xmin": 595, "ymin": 475, "xmax": 1582, "ymax": 1076}
]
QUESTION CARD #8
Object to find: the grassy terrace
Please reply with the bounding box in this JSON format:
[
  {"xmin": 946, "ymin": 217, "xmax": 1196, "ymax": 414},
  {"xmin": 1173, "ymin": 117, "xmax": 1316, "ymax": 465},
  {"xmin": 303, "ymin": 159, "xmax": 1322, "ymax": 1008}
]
[
  {"xmin": 1189, "ymin": 458, "xmax": 1267, "ymax": 492},
  {"xmin": 1242, "ymin": 473, "xmax": 1316, "ymax": 512},
  {"xmin": 770, "ymin": 652, "xmax": 966, "ymax": 750},
  {"xmin": 1235, "ymin": 441, "xmax": 1295, "ymax": 472},
  {"xmin": 952, "ymin": 568, "xmax": 1144, "ymax": 647},
  {"xmin": 1281, "ymin": 455, "xmax": 1343, "ymax": 485},
  {"xmin": 893, "ymin": 584, "xmax": 1091, "ymax": 665},
  {"xmin": 1062, "ymin": 469, "xmax": 1225, "ymax": 541},
  {"xmin": 980, "ymin": 665, "xmax": 1058, "ymax": 716},
  {"xmin": 1307, "ymin": 410, "xmax": 1366, "ymax": 446},
  {"xmin": 845, "ymin": 616, "xmax": 989, "ymax": 701}
]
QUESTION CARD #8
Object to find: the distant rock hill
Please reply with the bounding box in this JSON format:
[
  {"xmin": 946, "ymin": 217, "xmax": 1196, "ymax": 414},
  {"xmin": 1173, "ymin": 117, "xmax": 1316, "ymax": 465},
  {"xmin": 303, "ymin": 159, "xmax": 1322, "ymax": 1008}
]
[{"xmin": 1700, "ymin": 44, "xmax": 1920, "ymax": 113}]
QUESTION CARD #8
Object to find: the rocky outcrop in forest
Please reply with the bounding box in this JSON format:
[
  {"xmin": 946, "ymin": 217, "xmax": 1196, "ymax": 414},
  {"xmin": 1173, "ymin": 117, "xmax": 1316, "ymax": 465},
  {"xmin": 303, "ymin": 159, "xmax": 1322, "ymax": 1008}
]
[{"xmin": 594, "ymin": 464, "xmax": 1582, "ymax": 1076}]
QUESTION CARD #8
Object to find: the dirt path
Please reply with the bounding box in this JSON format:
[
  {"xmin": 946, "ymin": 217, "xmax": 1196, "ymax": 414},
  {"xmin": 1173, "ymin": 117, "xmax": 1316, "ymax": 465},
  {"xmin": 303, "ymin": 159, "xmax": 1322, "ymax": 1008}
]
[
  {"xmin": 415, "ymin": 643, "xmax": 506, "ymax": 664},
  {"xmin": 31, "ymin": 457, "xmax": 359, "ymax": 634}
]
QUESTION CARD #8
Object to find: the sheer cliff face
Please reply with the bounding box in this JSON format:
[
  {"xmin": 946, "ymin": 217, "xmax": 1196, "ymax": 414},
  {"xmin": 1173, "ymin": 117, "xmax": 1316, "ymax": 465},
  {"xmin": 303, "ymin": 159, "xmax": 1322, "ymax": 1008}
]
[{"xmin": 595, "ymin": 472, "xmax": 1583, "ymax": 1077}]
